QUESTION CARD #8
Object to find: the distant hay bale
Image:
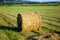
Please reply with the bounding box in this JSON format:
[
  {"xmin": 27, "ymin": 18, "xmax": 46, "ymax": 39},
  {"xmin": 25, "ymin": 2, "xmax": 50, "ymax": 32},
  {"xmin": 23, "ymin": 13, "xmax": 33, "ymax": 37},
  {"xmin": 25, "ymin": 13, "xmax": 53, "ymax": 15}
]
[{"xmin": 17, "ymin": 12, "xmax": 42, "ymax": 32}]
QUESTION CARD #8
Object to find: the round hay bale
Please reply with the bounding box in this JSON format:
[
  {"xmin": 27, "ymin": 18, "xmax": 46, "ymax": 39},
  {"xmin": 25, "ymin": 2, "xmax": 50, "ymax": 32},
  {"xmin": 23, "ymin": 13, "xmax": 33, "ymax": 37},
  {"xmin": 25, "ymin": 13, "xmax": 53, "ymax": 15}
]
[{"xmin": 17, "ymin": 12, "xmax": 42, "ymax": 32}]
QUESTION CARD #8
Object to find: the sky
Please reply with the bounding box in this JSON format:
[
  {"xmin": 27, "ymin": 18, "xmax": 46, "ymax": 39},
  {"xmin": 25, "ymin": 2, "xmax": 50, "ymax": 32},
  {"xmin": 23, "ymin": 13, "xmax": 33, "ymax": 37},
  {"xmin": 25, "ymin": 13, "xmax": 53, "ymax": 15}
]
[{"xmin": 26, "ymin": 0, "xmax": 60, "ymax": 2}]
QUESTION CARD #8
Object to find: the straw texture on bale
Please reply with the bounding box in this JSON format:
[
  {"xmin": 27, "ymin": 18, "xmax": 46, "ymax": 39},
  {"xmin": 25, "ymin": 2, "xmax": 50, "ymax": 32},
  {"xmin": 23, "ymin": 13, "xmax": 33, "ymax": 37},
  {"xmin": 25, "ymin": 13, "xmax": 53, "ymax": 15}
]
[{"xmin": 17, "ymin": 12, "xmax": 42, "ymax": 32}]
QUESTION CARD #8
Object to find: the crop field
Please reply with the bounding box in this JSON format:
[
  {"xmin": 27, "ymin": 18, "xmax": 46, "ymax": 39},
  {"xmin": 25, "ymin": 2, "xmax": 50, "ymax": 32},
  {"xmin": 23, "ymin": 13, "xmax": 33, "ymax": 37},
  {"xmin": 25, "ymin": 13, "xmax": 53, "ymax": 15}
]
[{"xmin": 0, "ymin": 5, "xmax": 60, "ymax": 40}]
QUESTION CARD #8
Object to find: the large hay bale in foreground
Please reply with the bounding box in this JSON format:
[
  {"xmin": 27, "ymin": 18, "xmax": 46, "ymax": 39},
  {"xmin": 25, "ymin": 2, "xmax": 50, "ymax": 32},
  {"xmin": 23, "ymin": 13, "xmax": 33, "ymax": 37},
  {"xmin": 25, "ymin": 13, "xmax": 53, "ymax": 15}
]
[{"xmin": 17, "ymin": 12, "xmax": 42, "ymax": 32}]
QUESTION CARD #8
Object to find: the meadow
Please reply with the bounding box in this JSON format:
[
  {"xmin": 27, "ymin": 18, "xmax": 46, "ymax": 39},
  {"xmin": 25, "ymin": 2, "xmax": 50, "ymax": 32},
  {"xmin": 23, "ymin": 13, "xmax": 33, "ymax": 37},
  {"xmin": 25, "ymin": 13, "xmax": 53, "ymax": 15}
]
[{"xmin": 0, "ymin": 5, "xmax": 60, "ymax": 40}]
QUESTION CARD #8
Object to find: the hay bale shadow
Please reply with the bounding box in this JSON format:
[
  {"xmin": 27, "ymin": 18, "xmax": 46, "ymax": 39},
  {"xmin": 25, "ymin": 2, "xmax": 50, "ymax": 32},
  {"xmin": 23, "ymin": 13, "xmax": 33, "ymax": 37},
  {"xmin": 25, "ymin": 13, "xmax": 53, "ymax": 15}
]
[
  {"xmin": 0, "ymin": 26, "xmax": 18, "ymax": 32},
  {"xmin": 0, "ymin": 13, "xmax": 22, "ymax": 32},
  {"xmin": 17, "ymin": 13, "xmax": 22, "ymax": 32}
]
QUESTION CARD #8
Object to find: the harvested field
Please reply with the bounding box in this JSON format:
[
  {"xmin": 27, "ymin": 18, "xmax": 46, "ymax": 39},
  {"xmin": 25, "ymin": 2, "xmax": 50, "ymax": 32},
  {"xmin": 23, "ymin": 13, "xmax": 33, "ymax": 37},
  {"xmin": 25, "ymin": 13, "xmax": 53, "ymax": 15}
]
[{"xmin": 0, "ymin": 5, "xmax": 60, "ymax": 40}]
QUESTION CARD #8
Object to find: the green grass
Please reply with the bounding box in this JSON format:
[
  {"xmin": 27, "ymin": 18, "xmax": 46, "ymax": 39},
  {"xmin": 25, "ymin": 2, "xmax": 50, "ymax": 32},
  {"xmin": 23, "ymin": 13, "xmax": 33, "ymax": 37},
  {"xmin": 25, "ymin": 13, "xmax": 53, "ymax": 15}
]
[{"xmin": 0, "ymin": 5, "xmax": 60, "ymax": 40}]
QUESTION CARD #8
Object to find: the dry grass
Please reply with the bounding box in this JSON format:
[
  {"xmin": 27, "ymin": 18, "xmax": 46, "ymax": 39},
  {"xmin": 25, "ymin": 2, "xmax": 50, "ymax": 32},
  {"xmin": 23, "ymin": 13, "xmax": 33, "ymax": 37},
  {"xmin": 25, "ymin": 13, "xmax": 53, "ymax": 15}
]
[{"xmin": 26, "ymin": 32, "xmax": 60, "ymax": 40}]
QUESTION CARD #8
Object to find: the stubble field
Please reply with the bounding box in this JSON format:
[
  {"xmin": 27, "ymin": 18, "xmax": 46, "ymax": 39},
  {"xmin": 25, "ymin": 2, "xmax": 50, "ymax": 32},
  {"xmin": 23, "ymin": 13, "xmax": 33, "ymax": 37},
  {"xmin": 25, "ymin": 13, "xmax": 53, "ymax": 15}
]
[{"xmin": 0, "ymin": 5, "xmax": 60, "ymax": 40}]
